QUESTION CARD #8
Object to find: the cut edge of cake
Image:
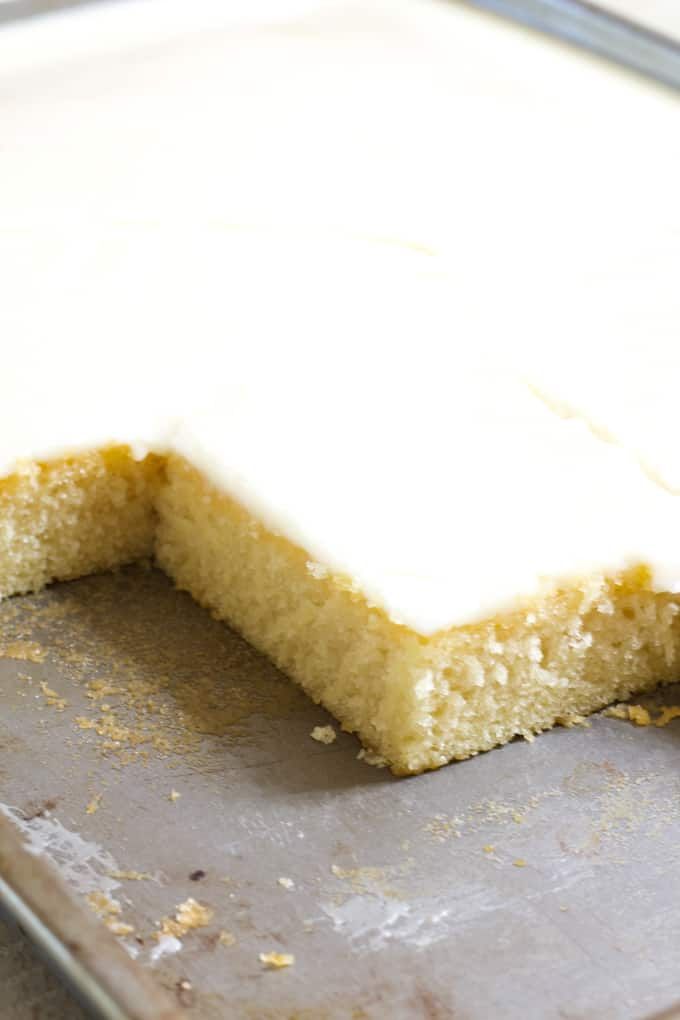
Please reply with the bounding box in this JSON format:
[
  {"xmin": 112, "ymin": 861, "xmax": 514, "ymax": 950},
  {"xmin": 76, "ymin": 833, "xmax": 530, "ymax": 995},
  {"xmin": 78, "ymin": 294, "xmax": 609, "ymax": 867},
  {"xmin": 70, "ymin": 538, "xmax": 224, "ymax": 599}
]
[
  {"xmin": 0, "ymin": 447, "xmax": 162, "ymax": 599},
  {"xmin": 2, "ymin": 445, "xmax": 679, "ymax": 774}
]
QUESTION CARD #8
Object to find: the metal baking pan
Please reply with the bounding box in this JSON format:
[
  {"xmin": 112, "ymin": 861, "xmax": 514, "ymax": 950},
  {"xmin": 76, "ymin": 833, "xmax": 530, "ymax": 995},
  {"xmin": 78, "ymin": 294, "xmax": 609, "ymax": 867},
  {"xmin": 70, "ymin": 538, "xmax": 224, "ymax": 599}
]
[{"xmin": 463, "ymin": 0, "xmax": 680, "ymax": 90}]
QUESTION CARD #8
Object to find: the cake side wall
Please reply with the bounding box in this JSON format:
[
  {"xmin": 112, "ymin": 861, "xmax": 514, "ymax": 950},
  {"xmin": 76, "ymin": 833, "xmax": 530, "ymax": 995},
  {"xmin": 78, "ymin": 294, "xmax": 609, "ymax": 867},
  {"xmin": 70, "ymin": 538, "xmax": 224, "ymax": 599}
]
[
  {"xmin": 154, "ymin": 455, "xmax": 434, "ymax": 771},
  {"xmin": 419, "ymin": 572, "xmax": 680, "ymax": 767},
  {"xmin": 0, "ymin": 448, "xmax": 162, "ymax": 599}
]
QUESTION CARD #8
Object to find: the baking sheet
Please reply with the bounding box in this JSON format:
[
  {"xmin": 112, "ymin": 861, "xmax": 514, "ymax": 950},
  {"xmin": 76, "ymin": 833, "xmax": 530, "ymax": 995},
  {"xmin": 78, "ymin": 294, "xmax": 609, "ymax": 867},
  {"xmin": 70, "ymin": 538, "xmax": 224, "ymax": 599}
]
[
  {"xmin": 1, "ymin": 565, "xmax": 680, "ymax": 1019},
  {"xmin": 0, "ymin": 917, "xmax": 87, "ymax": 1020}
]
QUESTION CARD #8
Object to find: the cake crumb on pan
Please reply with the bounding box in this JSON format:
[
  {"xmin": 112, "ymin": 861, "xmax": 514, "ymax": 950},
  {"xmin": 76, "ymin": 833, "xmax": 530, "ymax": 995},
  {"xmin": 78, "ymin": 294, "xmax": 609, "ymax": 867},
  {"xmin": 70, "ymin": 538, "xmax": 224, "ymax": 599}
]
[
  {"xmin": 259, "ymin": 951, "xmax": 295, "ymax": 969},
  {"xmin": 108, "ymin": 869, "xmax": 151, "ymax": 881},
  {"xmin": 628, "ymin": 705, "xmax": 652, "ymax": 726},
  {"xmin": 39, "ymin": 681, "xmax": 67, "ymax": 711},
  {"xmin": 556, "ymin": 713, "xmax": 590, "ymax": 728},
  {"xmin": 310, "ymin": 725, "xmax": 336, "ymax": 744},
  {"xmin": 655, "ymin": 706, "xmax": 680, "ymax": 727},
  {"xmin": 86, "ymin": 891, "xmax": 121, "ymax": 918},
  {"xmin": 158, "ymin": 897, "xmax": 214, "ymax": 939},
  {"xmin": 0, "ymin": 641, "xmax": 46, "ymax": 663},
  {"xmin": 604, "ymin": 703, "xmax": 651, "ymax": 726},
  {"xmin": 85, "ymin": 793, "xmax": 102, "ymax": 815}
]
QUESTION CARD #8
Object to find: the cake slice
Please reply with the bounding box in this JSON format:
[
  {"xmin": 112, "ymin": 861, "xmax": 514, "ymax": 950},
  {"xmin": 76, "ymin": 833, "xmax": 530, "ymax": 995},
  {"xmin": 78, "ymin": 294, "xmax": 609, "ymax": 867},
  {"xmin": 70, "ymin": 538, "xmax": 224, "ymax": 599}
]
[
  {"xmin": 2, "ymin": 0, "xmax": 680, "ymax": 772},
  {"xmin": 3, "ymin": 372, "xmax": 680, "ymax": 775},
  {"xmin": 2, "ymin": 227, "xmax": 680, "ymax": 774},
  {"xmin": 152, "ymin": 372, "xmax": 680, "ymax": 774}
]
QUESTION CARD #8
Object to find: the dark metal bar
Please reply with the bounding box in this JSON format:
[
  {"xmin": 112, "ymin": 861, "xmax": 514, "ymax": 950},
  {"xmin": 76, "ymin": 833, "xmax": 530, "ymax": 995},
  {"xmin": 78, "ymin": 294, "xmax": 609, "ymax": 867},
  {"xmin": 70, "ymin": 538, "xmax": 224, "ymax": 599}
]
[
  {"xmin": 462, "ymin": 0, "xmax": 680, "ymax": 91},
  {"xmin": 0, "ymin": 811, "xmax": 184, "ymax": 1020}
]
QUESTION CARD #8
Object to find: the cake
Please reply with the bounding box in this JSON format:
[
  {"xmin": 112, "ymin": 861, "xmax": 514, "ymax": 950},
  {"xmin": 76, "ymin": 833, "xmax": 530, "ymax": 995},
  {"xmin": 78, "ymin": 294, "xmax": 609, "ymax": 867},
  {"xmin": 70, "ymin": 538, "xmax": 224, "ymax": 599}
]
[{"xmin": 1, "ymin": 1, "xmax": 679, "ymax": 774}]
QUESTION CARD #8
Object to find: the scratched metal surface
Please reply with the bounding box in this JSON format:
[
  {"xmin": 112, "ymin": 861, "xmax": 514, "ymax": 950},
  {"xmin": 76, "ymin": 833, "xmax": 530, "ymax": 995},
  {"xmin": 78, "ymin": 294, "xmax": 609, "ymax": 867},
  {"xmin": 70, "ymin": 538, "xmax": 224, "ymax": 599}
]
[{"xmin": 1, "ymin": 565, "xmax": 680, "ymax": 1020}]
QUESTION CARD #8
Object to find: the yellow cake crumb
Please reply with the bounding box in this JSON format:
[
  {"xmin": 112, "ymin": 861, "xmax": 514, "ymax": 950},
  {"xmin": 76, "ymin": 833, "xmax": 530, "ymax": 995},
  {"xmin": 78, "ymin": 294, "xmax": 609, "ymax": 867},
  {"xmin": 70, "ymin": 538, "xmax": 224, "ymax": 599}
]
[
  {"xmin": 107, "ymin": 921, "xmax": 135, "ymax": 937},
  {"xmin": 169, "ymin": 789, "xmax": 181, "ymax": 802},
  {"xmin": 310, "ymin": 724, "xmax": 336, "ymax": 744},
  {"xmin": 87, "ymin": 679, "xmax": 122, "ymax": 701},
  {"xmin": 603, "ymin": 704, "xmax": 630, "ymax": 720},
  {"xmin": 39, "ymin": 680, "xmax": 67, "ymax": 711},
  {"xmin": 0, "ymin": 640, "xmax": 46, "ymax": 663},
  {"xmin": 86, "ymin": 891, "xmax": 121, "ymax": 918},
  {"xmin": 556, "ymin": 713, "xmax": 590, "ymax": 728},
  {"xmin": 655, "ymin": 706, "xmax": 680, "ymax": 727},
  {"xmin": 259, "ymin": 951, "xmax": 295, "ymax": 969},
  {"xmin": 482, "ymin": 845, "xmax": 495, "ymax": 854},
  {"xmin": 108, "ymin": 869, "xmax": 151, "ymax": 881},
  {"xmin": 278, "ymin": 877, "xmax": 295, "ymax": 890},
  {"xmin": 85, "ymin": 793, "xmax": 102, "ymax": 815},
  {"xmin": 75, "ymin": 716, "xmax": 98, "ymax": 730},
  {"xmin": 158, "ymin": 897, "xmax": 214, "ymax": 939},
  {"xmin": 512, "ymin": 858, "xmax": 528, "ymax": 868},
  {"xmin": 628, "ymin": 705, "xmax": 652, "ymax": 726},
  {"xmin": 218, "ymin": 930, "xmax": 237, "ymax": 947},
  {"xmin": 606, "ymin": 702, "xmax": 680, "ymax": 728},
  {"xmin": 605, "ymin": 703, "xmax": 651, "ymax": 726}
]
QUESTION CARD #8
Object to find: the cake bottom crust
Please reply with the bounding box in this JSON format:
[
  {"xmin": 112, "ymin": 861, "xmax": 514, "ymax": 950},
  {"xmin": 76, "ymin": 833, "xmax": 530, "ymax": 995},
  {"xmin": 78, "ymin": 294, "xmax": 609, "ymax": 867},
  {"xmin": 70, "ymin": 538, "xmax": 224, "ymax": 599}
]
[{"xmin": 2, "ymin": 447, "xmax": 680, "ymax": 774}]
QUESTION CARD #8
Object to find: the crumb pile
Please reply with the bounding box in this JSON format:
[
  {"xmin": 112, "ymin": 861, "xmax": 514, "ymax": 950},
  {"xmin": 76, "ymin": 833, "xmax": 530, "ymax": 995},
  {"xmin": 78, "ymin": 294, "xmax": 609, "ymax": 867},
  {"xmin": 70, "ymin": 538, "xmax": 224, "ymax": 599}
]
[
  {"xmin": 604, "ymin": 703, "xmax": 680, "ymax": 727},
  {"xmin": 158, "ymin": 897, "xmax": 214, "ymax": 939}
]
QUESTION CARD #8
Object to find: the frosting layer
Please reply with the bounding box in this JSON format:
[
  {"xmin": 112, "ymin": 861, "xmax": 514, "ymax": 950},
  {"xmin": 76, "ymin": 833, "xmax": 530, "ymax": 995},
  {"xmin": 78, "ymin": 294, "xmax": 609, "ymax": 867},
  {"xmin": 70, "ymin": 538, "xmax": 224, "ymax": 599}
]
[{"xmin": 2, "ymin": 0, "xmax": 679, "ymax": 633}]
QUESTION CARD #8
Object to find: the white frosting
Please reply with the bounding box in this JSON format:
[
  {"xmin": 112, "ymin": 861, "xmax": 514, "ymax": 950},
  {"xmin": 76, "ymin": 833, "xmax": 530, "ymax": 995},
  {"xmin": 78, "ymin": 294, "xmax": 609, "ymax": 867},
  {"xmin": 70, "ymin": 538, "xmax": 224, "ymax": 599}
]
[{"xmin": 1, "ymin": 0, "xmax": 679, "ymax": 634}]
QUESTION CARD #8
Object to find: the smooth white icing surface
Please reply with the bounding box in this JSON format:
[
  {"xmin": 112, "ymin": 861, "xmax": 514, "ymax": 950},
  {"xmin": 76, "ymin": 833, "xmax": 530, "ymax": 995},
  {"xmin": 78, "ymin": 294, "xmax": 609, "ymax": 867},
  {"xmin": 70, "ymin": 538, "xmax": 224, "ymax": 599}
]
[{"xmin": 2, "ymin": 0, "xmax": 679, "ymax": 633}]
